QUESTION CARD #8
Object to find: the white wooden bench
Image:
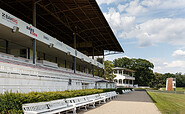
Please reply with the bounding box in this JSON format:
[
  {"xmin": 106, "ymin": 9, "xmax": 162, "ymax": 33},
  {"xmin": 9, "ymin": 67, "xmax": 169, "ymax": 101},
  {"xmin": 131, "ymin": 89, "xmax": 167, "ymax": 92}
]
[
  {"xmin": 99, "ymin": 92, "xmax": 111, "ymax": 101},
  {"xmin": 22, "ymin": 91, "xmax": 118, "ymax": 114},
  {"xmin": 108, "ymin": 91, "xmax": 118, "ymax": 98},
  {"xmin": 66, "ymin": 96, "xmax": 94, "ymax": 111},
  {"xmin": 22, "ymin": 99, "xmax": 76, "ymax": 114},
  {"xmin": 127, "ymin": 89, "xmax": 131, "ymax": 93},
  {"xmin": 122, "ymin": 89, "xmax": 131, "ymax": 94},
  {"xmin": 86, "ymin": 94, "xmax": 106, "ymax": 106},
  {"xmin": 122, "ymin": 90, "xmax": 127, "ymax": 94}
]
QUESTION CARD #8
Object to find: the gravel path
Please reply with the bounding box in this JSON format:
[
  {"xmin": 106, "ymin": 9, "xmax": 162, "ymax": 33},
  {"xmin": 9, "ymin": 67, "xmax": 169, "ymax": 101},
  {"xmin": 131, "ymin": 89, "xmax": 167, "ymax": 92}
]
[{"xmin": 78, "ymin": 91, "xmax": 161, "ymax": 114}]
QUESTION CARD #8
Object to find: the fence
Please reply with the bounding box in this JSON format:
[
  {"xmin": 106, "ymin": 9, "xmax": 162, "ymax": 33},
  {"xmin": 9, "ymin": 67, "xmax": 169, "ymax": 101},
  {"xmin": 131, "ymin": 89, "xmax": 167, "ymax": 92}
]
[{"xmin": 0, "ymin": 84, "xmax": 95, "ymax": 94}]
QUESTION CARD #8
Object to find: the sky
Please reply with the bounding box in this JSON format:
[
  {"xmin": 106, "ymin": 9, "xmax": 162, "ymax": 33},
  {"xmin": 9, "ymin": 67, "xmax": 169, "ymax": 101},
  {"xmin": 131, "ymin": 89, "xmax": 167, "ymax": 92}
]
[{"xmin": 96, "ymin": 0, "xmax": 185, "ymax": 74}]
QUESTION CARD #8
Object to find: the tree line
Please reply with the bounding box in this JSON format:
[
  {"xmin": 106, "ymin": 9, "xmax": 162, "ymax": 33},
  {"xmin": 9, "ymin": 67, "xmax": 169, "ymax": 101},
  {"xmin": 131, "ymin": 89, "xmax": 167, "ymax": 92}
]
[{"xmin": 104, "ymin": 57, "xmax": 185, "ymax": 88}]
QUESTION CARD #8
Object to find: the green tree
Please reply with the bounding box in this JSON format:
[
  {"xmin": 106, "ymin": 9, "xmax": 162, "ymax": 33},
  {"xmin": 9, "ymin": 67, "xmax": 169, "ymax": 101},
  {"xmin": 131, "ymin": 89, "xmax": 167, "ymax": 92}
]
[
  {"xmin": 153, "ymin": 72, "xmax": 185, "ymax": 88},
  {"xmin": 104, "ymin": 60, "xmax": 115, "ymax": 81},
  {"xmin": 174, "ymin": 73, "xmax": 185, "ymax": 87},
  {"xmin": 113, "ymin": 57, "xmax": 154, "ymax": 86}
]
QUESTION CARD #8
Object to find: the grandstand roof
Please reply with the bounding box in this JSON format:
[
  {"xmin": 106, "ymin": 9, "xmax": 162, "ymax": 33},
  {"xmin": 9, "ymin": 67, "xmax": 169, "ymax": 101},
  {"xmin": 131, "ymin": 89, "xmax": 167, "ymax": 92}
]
[{"xmin": 0, "ymin": 0, "xmax": 123, "ymax": 56}]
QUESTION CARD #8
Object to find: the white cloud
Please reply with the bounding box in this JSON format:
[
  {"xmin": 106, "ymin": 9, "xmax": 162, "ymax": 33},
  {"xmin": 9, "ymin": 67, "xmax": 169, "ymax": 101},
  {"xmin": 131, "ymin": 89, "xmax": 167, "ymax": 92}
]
[
  {"xmin": 141, "ymin": 0, "xmax": 161, "ymax": 7},
  {"xmin": 105, "ymin": 53, "xmax": 125, "ymax": 61},
  {"xmin": 156, "ymin": 0, "xmax": 185, "ymax": 9},
  {"xmin": 99, "ymin": 0, "xmax": 185, "ymax": 74},
  {"xmin": 165, "ymin": 60, "xmax": 185, "ymax": 68},
  {"xmin": 172, "ymin": 49, "xmax": 185, "ymax": 57},
  {"xmin": 103, "ymin": 8, "xmax": 135, "ymax": 33},
  {"xmin": 117, "ymin": 0, "xmax": 147, "ymax": 15},
  {"xmin": 117, "ymin": 4, "xmax": 128, "ymax": 12},
  {"xmin": 120, "ymin": 18, "xmax": 185, "ymax": 47},
  {"xmin": 148, "ymin": 58, "xmax": 185, "ymax": 73},
  {"xmin": 141, "ymin": 0, "xmax": 185, "ymax": 9},
  {"xmin": 96, "ymin": 0, "xmax": 123, "ymax": 5},
  {"xmin": 125, "ymin": 0, "xmax": 147, "ymax": 15}
]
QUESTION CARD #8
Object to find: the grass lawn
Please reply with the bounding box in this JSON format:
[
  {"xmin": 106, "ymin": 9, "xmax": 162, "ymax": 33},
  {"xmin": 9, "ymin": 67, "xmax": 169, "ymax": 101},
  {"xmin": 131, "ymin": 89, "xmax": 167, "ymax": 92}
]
[
  {"xmin": 176, "ymin": 87, "xmax": 185, "ymax": 92},
  {"xmin": 147, "ymin": 91, "xmax": 185, "ymax": 114},
  {"xmin": 162, "ymin": 87, "xmax": 185, "ymax": 92}
]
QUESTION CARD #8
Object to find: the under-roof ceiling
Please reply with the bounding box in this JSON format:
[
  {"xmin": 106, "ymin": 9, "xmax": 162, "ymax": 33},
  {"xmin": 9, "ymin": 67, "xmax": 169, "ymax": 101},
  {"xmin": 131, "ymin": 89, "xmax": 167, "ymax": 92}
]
[{"xmin": 0, "ymin": 0, "xmax": 124, "ymax": 56}]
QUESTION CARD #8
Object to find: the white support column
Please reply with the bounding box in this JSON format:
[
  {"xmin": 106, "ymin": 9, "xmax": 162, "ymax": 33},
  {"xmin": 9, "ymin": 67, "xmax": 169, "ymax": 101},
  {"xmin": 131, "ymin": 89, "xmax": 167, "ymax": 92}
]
[{"xmin": 132, "ymin": 80, "xmax": 134, "ymax": 86}]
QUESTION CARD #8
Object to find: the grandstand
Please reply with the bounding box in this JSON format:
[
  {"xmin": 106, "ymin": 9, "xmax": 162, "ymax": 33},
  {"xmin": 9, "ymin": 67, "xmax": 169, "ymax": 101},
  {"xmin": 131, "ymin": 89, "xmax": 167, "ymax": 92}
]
[{"xmin": 0, "ymin": 0, "xmax": 123, "ymax": 93}]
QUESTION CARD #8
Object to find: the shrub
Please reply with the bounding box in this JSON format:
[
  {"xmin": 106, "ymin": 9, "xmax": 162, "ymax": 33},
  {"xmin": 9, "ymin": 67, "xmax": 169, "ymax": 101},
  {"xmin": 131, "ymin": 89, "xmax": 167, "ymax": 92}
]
[
  {"xmin": 0, "ymin": 89, "xmax": 112, "ymax": 113},
  {"xmin": 102, "ymin": 88, "xmax": 116, "ymax": 92}
]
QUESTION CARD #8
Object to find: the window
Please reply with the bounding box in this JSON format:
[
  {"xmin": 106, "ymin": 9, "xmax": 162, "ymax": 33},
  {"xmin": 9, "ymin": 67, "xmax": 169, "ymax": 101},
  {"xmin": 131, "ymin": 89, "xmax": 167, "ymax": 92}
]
[
  {"xmin": 119, "ymin": 79, "xmax": 122, "ymax": 84},
  {"xmin": 119, "ymin": 70, "xmax": 122, "ymax": 74},
  {"xmin": 114, "ymin": 79, "xmax": 117, "ymax": 83},
  {"xmin": 123, "ymin": 80, "xmax": 125, "ymax": 84}
]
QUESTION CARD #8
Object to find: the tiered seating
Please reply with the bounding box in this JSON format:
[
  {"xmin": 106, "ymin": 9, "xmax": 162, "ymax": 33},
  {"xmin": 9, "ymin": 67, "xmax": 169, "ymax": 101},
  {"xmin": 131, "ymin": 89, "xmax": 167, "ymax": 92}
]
[
  {"xmin": 0, "ymin": 53, "xmax": 103, "ymax": 81},
  {"xmin": 37, "ymin": 60, "xmax": 58, "ymax": 68},
  {"xmin": 0, "ymin": 52, "xmax": 106, "ymax": 93},
  {"xmin": 0, "ymin": 52, "xmax": 32, "ymax": 65},
  {"xmin": 22, "ymin": 91, "xmax": 118, "ymax": 114}
]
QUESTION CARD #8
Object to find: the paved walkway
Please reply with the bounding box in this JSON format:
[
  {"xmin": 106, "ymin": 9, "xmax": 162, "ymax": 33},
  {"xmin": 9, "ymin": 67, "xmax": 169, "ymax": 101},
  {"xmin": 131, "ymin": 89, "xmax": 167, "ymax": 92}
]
[{"xmin": 79, "ymin": 91, "xmax": 161, "ymax": 114}]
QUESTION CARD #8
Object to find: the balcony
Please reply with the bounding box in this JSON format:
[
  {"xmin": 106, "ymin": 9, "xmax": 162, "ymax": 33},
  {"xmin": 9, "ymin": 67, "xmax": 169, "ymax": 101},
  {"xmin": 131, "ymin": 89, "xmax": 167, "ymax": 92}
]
[
  {"xmin": 116, "ymin": 83, "xmax": 134, "ymax": 87},
  {"xmin": 113, "ymin": 73, "xmax": 135, "ymax": 80}
]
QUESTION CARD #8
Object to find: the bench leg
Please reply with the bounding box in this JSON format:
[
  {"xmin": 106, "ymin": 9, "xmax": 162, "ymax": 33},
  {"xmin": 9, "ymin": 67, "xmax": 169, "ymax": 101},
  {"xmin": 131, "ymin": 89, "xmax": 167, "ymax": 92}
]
[
  {"xmin": 73, "ymin": 108, "xmax": 77, "ymax": 114},
  {"xmin": 85, "ymin": 105, "xmax": 87, "ymax": 111},
  {"xmin": 92, "ymin": 103, "xmax": 95, "ymax": 108},
  {"xmin": 89, "ymin": 103, "xmax": 96, "ymax": 108},
  {"xmin": 103, "ymin": 99, "xmax": 106, "ymax": 103}
]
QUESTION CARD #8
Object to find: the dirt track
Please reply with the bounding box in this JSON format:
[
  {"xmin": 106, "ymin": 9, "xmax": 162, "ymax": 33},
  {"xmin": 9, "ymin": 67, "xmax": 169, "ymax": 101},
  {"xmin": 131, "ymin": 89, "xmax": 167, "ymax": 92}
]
[{"xmin": 78, "ymin": 91, "xmax": 161, "ymax": 114}]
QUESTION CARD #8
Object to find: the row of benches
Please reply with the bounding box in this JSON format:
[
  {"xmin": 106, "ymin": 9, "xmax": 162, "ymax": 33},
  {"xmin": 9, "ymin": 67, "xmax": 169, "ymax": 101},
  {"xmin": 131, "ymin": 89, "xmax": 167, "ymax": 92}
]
[
  {"xmin": 22, "ymin": 91, "xmax": 118, "ymax": 114},
  {"xmin": 122, "ymin": 89, "xmax": 134, "ymax": 94}
]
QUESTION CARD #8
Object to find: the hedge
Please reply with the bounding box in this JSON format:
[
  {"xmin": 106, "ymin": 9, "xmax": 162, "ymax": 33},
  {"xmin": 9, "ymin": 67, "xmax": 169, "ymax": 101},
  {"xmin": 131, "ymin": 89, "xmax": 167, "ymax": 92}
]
[{"xmin": 0, "ymin": 89, "xmax": 114, "ymax": 113}]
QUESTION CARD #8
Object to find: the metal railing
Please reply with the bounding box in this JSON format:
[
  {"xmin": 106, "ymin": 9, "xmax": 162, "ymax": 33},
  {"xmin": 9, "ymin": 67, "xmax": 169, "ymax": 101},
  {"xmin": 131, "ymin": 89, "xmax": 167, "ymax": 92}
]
[{"xmin": 0, "ymin": 84, "xmax": 95, "ymax": 94}]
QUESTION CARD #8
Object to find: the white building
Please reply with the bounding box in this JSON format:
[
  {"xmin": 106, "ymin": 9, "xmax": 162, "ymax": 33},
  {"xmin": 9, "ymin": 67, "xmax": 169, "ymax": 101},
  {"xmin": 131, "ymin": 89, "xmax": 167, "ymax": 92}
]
[
  {"xmin": 113, "ymin": 67, "xmax": 135, "ymax": 87},
  {"xmin": 96, "ymin": 80, "xmax": 115, "ymax": 89}
]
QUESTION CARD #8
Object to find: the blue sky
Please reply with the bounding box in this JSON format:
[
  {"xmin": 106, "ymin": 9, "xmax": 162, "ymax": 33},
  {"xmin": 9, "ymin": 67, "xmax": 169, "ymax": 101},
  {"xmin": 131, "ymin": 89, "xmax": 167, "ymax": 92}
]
[{"xmin": 97, "ymin": 0, "xmax": 185, "ymax": 74}]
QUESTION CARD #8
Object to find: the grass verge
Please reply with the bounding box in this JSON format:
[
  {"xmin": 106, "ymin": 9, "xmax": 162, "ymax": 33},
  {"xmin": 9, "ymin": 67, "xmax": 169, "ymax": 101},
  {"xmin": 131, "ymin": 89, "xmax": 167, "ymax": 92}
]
[
  {"xmin": 162, "ymin": 87, "xmax": 185, "ymax": 92},
  {"xmin": 147, "ymin": 91, "xmax": 185, "ymax": 114}
]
